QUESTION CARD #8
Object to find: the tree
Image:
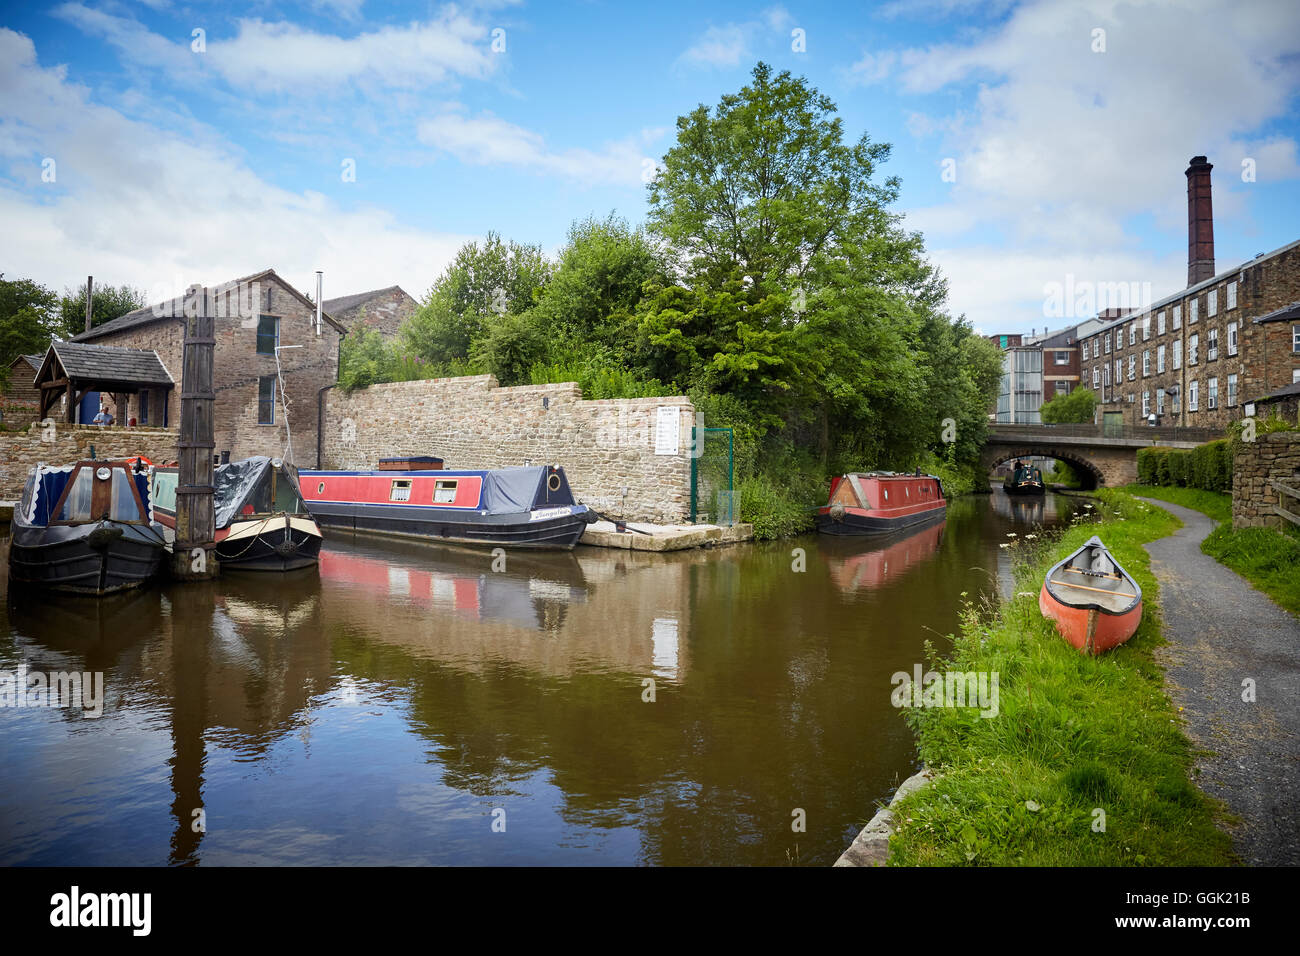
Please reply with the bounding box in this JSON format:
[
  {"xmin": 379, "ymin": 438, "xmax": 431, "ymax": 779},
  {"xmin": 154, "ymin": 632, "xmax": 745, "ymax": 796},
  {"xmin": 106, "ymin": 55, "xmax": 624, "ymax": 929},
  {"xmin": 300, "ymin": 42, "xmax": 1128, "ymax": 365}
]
[
  {"xmin": 402, "ymin": 232, "xmax": 550, "ymax": 365},
  {"xmin": 1040, "ymin": 387, "xmax": 1098, "ymax": 424},
  {"xmin": 57, "ymin": 283, "xmax": 146, "ymax": 337},
  {"xmin": 647, "ymin": 61, "xmax": 900, "ymax": 296},
  {"xmin": 0, "ymin": 274, "xmax": 60, "ymax": 389}
]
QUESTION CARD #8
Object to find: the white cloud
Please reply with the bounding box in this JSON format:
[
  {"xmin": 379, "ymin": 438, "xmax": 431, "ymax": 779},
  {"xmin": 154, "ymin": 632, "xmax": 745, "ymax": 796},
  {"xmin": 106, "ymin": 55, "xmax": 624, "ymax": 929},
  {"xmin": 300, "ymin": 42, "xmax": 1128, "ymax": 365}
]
[
  {"xmin": 53, "ymin": 3, "xmax": 499, "ymax": 93},
  {"xmin": 417, "ymin": 108, "xmax": 657, "ymax": 186},
  {"xmin": 679, "ymin": 24, "xmax": 752, "ymax": 68},
  {"xmin": 879, "ymin": 0, "xmax": 1300, "ymax": 328},
  {"xmin": 0, "ymin": 29, "xmax": 469, "ymax": 304}
]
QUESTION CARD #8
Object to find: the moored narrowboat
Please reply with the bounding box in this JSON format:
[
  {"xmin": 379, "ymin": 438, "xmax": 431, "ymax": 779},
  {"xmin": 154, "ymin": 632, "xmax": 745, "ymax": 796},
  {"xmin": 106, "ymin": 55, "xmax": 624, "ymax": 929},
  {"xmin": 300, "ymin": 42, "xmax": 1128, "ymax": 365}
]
[
  {"xmin": 298, "ymin": 461, "xmax": 596, "ymax": 550},
  {"xmin": 815, "ymin": 472, "xmax": 947, "ymax": 536},
  {"xmin": 1039, "ymin": 535, "xmax": 1143, "ymax": 654},
  {"xmin": 8, "ymin": 459, "xmax": 166, "ymax": 595},
  {"xmin": 151, "ymin": 456, "xmax": 323, "ymax": 571},
  {"xmin": 1003, "ymin": 460, "xmax": 1046, "ymax": 496}
]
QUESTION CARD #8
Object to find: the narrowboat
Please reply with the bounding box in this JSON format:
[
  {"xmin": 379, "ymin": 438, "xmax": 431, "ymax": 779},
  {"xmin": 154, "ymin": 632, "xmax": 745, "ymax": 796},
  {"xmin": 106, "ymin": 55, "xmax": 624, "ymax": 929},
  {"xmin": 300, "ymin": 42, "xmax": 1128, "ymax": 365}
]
[
  {"xmin": 1003, "ymin": 460, "xmax": 1046, "ymax": 496},
  {"xmin": 298, "ymin": 460, "xmax": 596, "ymax": 550},
  {"xmin": 151, "ymin": 456, "xmax": 323, "ymax": 571},
  {"xmin": 815, "ymin": 472, "xmax": 947, "ymax": 536},
  {"xmin": 8, "ymin": 459, "xmax": 166, "ymax": 595},
  {"xmin": 1039, "ymin": 535, "xmax": 1143, "ymax": 655}
]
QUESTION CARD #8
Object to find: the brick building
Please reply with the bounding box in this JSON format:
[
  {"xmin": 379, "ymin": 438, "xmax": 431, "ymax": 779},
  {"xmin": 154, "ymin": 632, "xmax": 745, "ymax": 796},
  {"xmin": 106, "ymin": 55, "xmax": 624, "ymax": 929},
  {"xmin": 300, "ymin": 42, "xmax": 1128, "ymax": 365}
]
[
  {"xmin": 1009, "ymin": 156, "xmax": 1298, "ymax": 430},
  {"xmin": 66, "ymin": 268, "xmax": 345, "ymax": 466},
  {"xmin": 322, "ymin": 285, "xmax": 419, "ymax": 338}
]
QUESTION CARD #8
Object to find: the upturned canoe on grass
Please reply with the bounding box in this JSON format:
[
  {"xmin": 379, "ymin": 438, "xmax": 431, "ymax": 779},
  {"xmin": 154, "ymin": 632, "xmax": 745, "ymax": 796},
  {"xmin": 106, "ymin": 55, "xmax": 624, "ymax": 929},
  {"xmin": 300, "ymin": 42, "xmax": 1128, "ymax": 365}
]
[{"xmin": 1039, "ymin": 535, "xmax": 1143, "ymax": 654}]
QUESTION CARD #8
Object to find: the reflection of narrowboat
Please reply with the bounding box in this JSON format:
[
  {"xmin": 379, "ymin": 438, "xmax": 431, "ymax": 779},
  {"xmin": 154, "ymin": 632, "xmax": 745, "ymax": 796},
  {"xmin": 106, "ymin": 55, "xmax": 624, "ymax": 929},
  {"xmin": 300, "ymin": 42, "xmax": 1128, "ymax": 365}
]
[
  {"xmin": 8, "ymin": 459, "xmax": 166, "ymax": 595},
  {"xmin": 1040, "ymin": 536, "xmax": 1143, "ymax": 654},
  {"xmin": 815, "ymin": 472, "xmax": 947, "ymax": 536},
  {"xmin": 298, "ymin": 461, "xmax": 596, "ymax": 550},
  {"xmin": 1003, "ymin": 461, "xmax": 1046, "ymax": 496},
  {"xmin": 822, "ymin": 519, "xmax": 947, "ymax": 592},
  {"xmin": 151, "ymin": 457, "xmax": 323, "ymax": 571}
]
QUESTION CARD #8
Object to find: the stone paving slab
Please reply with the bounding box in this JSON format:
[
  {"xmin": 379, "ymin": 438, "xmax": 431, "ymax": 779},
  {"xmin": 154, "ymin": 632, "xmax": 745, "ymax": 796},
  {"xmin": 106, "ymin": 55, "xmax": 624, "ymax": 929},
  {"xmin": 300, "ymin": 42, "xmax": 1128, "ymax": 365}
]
[
  {"xmin": 1137, "ymin": 497, "xmax": 1300, "ymax": 866},
  {"xmin": 579, "ymin": 520, "xmax": 753, "ymax": 551}
]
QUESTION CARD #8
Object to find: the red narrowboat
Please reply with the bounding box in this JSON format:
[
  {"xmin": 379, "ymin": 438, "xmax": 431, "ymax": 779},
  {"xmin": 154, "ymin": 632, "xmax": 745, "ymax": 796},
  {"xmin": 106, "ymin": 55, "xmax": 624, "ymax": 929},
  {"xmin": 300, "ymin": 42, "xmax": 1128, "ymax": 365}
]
[
  {"xmin": 298, "ymin": 462, "xmax": 596, "ymax": 550},
  {"xmin": 1039, "ymin": 536, "xmax": 1143, "ymax": 654},
  {"xmin": 815, "ymin": 472, "xmax": 947, "ymax": 536}
]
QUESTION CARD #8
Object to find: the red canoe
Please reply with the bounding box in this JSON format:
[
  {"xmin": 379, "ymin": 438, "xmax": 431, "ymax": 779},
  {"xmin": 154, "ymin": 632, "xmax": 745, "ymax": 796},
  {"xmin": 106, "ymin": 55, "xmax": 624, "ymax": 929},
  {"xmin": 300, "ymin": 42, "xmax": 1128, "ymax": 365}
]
[{"xmin": 1039, "ymin": 535, "xmax": 1143, "ymax": 655}]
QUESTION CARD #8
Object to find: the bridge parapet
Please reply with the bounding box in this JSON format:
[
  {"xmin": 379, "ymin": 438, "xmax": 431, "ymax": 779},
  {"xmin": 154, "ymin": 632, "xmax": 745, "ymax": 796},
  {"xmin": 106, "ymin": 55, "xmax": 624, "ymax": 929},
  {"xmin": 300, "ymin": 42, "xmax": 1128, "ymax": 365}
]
[{"xmin": 988, "ymin": 423, "xmax": 1223, "ymax": 444}]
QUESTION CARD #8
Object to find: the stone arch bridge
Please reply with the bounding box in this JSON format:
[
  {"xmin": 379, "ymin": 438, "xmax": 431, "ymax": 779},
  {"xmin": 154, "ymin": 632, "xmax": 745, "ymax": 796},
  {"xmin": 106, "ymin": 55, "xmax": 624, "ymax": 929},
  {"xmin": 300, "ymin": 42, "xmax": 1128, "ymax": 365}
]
[{"xmin": 982, "ymin": 424, "xmax": 1220, "ymax": 489}]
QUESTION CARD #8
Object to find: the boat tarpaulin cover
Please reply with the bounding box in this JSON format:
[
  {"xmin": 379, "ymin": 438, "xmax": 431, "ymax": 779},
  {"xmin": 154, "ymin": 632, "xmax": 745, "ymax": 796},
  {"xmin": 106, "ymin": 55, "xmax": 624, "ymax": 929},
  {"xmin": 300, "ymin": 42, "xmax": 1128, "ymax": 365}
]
[
  {"xmin": 213, "ymin": 457, "xmax": 275, "ymax": 528},
  {"xmin": 478, "ymin": 466, "xmax": 573, "ymax": 515}
]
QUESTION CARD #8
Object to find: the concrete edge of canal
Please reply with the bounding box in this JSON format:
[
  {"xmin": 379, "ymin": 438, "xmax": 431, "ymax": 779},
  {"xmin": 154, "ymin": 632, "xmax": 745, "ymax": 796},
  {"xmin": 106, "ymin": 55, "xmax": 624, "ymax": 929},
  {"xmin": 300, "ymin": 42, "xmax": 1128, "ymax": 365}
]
[{"xmin": 834, "ymin": 767, "xmax": 934, "ymax": 867}]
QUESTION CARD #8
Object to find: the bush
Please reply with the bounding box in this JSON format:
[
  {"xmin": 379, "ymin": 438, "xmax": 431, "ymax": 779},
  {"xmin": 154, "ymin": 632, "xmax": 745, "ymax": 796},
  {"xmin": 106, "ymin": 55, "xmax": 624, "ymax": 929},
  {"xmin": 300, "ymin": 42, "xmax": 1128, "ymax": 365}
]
[
  {"xmin": 1135, "ymin": 439, "xmax": 1232, "ymax": 492},
  {"xmin": 738, "ymin": 473, "xmax": 816, "ymax": 540}
]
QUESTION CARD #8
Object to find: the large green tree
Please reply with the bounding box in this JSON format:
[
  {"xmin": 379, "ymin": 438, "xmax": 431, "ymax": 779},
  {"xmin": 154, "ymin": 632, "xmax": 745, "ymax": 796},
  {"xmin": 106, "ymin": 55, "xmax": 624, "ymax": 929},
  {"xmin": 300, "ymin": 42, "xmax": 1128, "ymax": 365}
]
[
  {"xmin": 0, "ymin": 274, "xmax": 60, "ymax": 389},
  {"xmin": 1040, "ymin": 387, "xmax": 1097, "ymax": 424},
  {"xmin": 57, "ymin": 283, "xmax": 146, "ymax": 337}
]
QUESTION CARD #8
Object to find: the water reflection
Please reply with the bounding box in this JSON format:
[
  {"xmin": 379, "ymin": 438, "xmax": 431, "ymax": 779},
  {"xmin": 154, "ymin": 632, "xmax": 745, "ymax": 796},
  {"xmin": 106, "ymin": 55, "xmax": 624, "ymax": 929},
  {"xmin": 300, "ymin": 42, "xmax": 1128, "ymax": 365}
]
[{"xmin": 1, "ymin": 495, "xmax": 1088, "ymax": 867}]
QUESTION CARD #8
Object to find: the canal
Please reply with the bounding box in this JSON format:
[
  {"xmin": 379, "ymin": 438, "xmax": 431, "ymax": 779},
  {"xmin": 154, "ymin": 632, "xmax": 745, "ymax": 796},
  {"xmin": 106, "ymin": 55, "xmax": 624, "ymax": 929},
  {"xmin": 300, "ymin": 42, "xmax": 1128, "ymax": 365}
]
[{"xmin": 0, "ymin": 491, "xmax": 1088, "ymax": 866}]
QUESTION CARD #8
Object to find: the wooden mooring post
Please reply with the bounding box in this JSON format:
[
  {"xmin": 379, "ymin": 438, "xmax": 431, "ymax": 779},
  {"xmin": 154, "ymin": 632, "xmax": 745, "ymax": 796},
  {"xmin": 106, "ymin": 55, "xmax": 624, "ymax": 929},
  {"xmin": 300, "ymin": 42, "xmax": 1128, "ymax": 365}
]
[{"xmin": 172, "ymin": 287, "xmax": 220, "ymax": 580}]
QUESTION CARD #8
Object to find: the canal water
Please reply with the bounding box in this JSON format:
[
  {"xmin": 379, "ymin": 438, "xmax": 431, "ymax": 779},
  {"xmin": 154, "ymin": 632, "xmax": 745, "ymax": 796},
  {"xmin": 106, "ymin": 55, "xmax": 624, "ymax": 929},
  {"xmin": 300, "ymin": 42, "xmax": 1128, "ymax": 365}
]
[{"xmin": 0, "ymin": 491, "xmax": 1086, "ymax": 866}]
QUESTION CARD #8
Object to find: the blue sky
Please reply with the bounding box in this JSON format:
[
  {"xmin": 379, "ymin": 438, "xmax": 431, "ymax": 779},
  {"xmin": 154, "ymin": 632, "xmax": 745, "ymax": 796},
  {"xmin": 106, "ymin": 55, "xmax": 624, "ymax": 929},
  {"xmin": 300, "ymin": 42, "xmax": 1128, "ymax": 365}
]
[{"xmin": 2, "ymin": 0, "xmax": 1299, "ymax": 333}]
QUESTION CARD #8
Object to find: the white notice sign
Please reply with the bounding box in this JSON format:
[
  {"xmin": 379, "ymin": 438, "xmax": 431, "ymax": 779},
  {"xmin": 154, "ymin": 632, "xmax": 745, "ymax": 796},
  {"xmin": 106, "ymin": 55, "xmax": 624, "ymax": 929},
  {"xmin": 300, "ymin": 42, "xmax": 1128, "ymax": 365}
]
[{"xmin": 654, "ymin": 406, "xmax": 680, "ymax": 455}]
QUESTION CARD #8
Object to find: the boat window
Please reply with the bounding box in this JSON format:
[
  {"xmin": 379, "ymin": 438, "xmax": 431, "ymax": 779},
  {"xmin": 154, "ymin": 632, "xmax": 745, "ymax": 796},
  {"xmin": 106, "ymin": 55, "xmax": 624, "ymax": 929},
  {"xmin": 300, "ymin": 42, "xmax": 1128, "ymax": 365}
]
[
  {"xmin": 274, "ymin": 472, "xmax": 305, "ymax": 514},
  {"xmin": 390, "ymin": 479, "xmax": 412, "ymax": 502},
  {"xmin": 433, "ymin": 479, "xmax": 458, "ymax": 504},
  {"xmin": 56, "ymin": 469, "xmax": 94, "ymax": 522},
  {"xmin": 883, "ymin": 488, "xmax": 889, "ymax": 501},
  {"xmin": 109, "ymin": 469, "xmax": 143, "ymax": 521}
]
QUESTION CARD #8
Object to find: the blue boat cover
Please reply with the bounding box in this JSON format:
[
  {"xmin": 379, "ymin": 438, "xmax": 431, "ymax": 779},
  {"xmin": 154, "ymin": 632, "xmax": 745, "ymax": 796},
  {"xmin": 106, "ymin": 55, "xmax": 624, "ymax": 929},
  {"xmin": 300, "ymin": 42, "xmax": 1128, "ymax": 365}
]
[{"xmin": 478, "ymin": 466, "xmax": 574, "ymax": 515}]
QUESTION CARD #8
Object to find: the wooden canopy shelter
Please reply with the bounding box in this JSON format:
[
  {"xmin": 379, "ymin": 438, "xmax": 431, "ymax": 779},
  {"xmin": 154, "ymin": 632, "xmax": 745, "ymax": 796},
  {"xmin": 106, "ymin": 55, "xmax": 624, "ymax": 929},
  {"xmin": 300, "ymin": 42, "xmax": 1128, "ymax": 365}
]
[{"xmin": 33, "ymin": 341, "xmax": 174, "ymax": 423}]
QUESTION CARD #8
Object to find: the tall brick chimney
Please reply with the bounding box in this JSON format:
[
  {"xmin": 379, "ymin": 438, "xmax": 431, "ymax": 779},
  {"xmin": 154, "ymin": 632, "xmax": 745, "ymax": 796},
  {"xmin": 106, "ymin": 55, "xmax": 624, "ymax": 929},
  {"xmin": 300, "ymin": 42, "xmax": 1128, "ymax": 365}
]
[{"xmin": 1186, "ymin": 155, "xmax": 1214, "ymax": 286}]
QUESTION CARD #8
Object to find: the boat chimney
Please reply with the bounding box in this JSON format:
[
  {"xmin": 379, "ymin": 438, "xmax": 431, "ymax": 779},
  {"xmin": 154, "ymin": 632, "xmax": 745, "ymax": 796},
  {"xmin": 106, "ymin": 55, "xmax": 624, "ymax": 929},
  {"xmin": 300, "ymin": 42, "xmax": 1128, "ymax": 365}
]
[{"xmin": 1186, "ymin": 155, "xmax": 1215, "ymax": 286}]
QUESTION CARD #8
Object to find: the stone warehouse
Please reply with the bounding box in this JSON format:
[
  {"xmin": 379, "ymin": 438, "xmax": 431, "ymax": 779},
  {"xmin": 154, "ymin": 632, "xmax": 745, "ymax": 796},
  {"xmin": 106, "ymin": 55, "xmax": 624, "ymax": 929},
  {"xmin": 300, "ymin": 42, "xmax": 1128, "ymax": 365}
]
[
  {"xmin": 322, "ymin": 285, "xmax": 419, "ymax": 338},
  {"xmin": 64, "ymin": 269, "xmax": 345, "ymax": 467},
  {"xmin": 322, "ymin": 375, "xmax": 695, "ymax": 523}
]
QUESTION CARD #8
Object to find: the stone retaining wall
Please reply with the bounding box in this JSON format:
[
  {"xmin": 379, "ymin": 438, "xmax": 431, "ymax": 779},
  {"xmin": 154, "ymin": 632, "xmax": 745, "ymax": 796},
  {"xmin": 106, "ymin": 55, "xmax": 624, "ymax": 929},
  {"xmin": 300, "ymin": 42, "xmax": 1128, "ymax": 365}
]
[
  {"xmin": 1232, "ymin": 431, "xmax": 1300, "ymax": 528},
  {"xmin": 321, "ymin": 375, "xmax": 695, "ymax": 523},
  {"xmin": 0, "ymin": 424, "xmax": 178, "ymax": 500}
]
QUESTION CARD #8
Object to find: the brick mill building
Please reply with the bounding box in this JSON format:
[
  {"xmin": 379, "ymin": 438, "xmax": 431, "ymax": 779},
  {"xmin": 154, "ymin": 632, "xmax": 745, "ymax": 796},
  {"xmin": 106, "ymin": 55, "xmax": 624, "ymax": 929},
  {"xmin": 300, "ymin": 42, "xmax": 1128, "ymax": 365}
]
[
  {"xmin": 322, "ymin": 285, "xmax": 419, "ymax": 338},
  {"xmin": 37, "ymin": 268, "xmax": 345, "ymax": 466},
  {"xmin": 995, "ymin": 156, "xmax": 1300, "ymax": 428}
]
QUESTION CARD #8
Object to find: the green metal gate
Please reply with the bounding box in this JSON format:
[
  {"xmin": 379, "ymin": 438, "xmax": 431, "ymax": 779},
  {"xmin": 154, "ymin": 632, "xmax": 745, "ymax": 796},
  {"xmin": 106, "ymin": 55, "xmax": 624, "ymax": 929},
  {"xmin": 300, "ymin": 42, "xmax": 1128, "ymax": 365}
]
[{"xmin": 689, "ymin": 426, "xmax": 735, "ymax": 526}]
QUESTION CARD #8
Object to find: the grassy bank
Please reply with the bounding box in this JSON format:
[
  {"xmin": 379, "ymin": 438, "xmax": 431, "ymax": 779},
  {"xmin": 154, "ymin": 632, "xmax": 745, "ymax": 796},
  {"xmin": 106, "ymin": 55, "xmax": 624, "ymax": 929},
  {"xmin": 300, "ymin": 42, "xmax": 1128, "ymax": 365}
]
[
  {"xmin": 888, "ymin": 489, "xmax": 1236, "ymax": 866},
  {"xmin": 1127, "ymin": 484, "xmax": 1300, "ymax": 616}
]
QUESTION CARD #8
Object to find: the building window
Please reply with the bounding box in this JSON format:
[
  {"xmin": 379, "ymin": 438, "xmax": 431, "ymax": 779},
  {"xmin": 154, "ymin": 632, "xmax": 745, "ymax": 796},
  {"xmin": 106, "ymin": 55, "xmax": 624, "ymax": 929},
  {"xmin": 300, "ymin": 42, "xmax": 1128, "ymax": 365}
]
[
  {"xmin": 1057, "ymin": 381, "xmax": 1071, "ymax": 396},
  {"xmin": 1292, "ymin": 324, "xmax": 1300, "ymax": 353},
  {"xmin": 1082, "ymin": 341, "xmax": 1089, "ymax": 360},
  {"xmin": 1207, "ymin": 288, "xmax": 1217, "ymax": 317},
  {"xmin": 257, "ymin": 375, "xmax": 275, "ymax": 424},
  {"xmin": 1127, "ymin": 393, "xmax": 1135, "ymax": 404},
  {"xmin": 1055, "ymin": 350, "xmax": 1069, "ymax": 365},
  {"xmin": 1129, "ymin": 323, "xmax": 1137, "ymax": 345},
  {"xmin": 1128, "ymin": 354, "xmax": 1135, "ymax": 380},
  {"xmin": 433, "ymin": 479, "xmax": 458, "ymax": 504},
  {"xmin": 1142, "ymin": 350, "xmax": 1150, "ymax": 376},
  {"xmin": 1173, "ymin": 339, "xmax": 1182, "ymax": 370},
  {"xmin": 1157, "ymin": 388, "xmax": 1165, "ymax": 416},
  {"xmin": 1228, "ymin": 321, "xmax": 1238, "ymax": 356},
  {"xmin": 1189, "ymin": 333, "xmax": 1199, "ymax": 365},
  {"xmin": 1207, "ymin": 327, "xmax": 1218, "ymax": 361},
  {"xmin": 1093, "ymin": 367, "xmax": 1100, "ymax": 389},
  {"xmin": 1172, "ymin": 305, "xmax": 1181, "ymax": 330},
  {"xmin": 1172, "ymin": 386, "xmax": 1181, "ymax": 413},
  {"xmin": 1188, "ymin": 379, "xmax": 1199, "ymax": 411},
  {"xmin": 1103, "ymin": 364, "xmax": 1111, "ymax": 387},
  {"xmin": 1142, "ymin": 315, "xmax": 1151, "ymax": 340},
  {"xmin": 1190, "ymin": 297, "xmax": 1199, "ymax": 323},
  {"xmin": 1114, "ymin": 359, "xmax": 1122, "ymax": 386},
  {"xmin": 1157, "ymin": 344, "xmax": 1166, "ymax": 373},
  {"xmin": 1142, "ymin": 391, "xmax": 1150, "ymax": 417},
  {"xmin": 1227, "ymin": 373, "xmax": 1238, "ymax": 407},
  {"xmin": 1157, "ymin": 311, "xmax": 1166, "ymax": 335},
  {"xmin": 1106, "ymin": 332, "xmax": 1114, "ymax": 353},
  {"xmin": 1294, "ymin": 369, "xmax": 1300, "ymax": 384},
  {"xmin": 257, "ymin": 315, "xmax": 278, "ymax": 355},
  {"xmin": 1226, "ymin": 281, "xmax": 1237, "ymax": 310},
  {"xmin": 389, "ymin": 479, "xmax": 412, "ymax": 502},
  {"xmin": 1207, "ymin": 376, "xmax": 1218, "ymax": 410}
]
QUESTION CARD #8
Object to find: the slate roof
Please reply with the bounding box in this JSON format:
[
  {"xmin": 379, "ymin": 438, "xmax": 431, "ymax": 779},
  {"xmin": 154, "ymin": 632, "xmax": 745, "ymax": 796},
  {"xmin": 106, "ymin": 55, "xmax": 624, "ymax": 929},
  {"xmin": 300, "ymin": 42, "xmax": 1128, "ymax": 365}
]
[
  {"xmin": 323, "ymin": 285, "xmax": 410, "ymax": 316},
  {"xmin": 1253, "ymin": 301, "xmax": 1300, "ymax": 324},
  {"xmin": 18, "ymin": 354, "xmax": 43, "ymax": 372},
  {"xmin": 71, "ymin": 268, "xmax": 346, "ymax": 342},
  {"xmin": 1251, "ymin": 382, "xmax": 1300, "ymax": 403},
  {"xmin": 47, "ymin": 342, "xmax": 174, "ymax": 386}
]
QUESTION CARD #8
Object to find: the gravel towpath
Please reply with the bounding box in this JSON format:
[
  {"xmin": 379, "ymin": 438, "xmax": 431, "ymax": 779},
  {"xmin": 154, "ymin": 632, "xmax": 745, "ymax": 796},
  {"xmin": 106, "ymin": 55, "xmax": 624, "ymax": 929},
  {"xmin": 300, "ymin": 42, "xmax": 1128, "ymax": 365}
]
[{"xmin": 1136, "ymin": 497, "xmax": 1300, "ymax": 865}]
